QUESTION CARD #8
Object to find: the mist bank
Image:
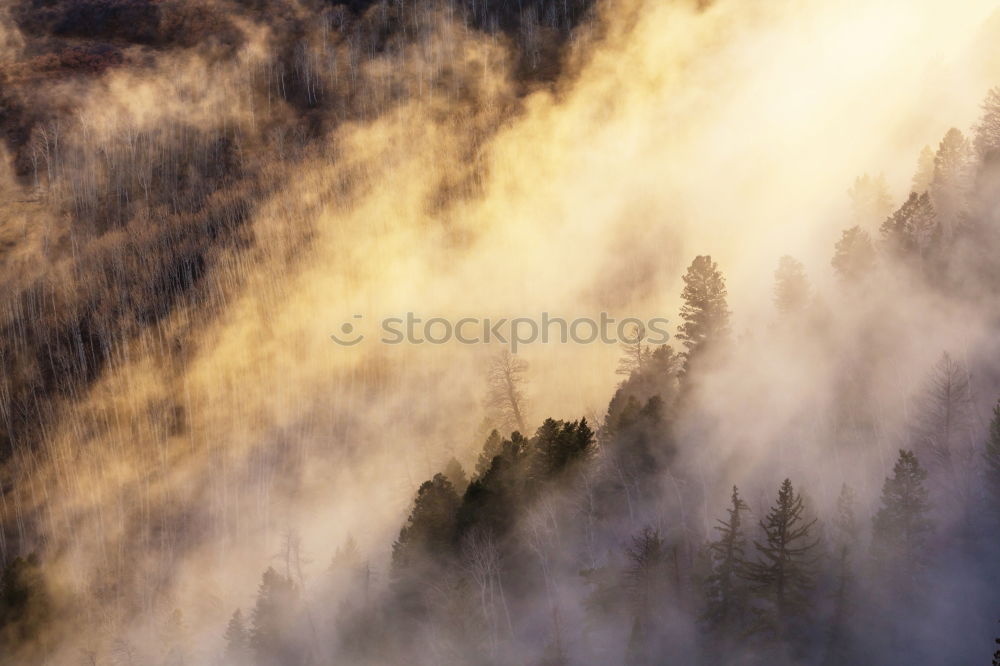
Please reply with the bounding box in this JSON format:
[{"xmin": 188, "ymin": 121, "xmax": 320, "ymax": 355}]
[{"xmin": 1, "ymin": 0, "xmax": 1000, "ymax": 664}]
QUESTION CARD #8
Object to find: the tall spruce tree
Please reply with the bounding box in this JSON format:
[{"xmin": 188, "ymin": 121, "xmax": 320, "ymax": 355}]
[
  {"xmin": 624, "ymin": 527, "xmax": 671, "ymax": 665},
  {"xmin": 391, "ymin": 473, "xmax": 460, "ymax": 573},
  {"xmin": 880, "ymin": 192, "xmax": 938, "ymax": 261},
  {"xmin": 475, "ymin": 429, "xmax": 505, "ymax": 479},
  {"xmin": 912, "ymin": 145, "xmax": 936, "ymax": 194},
  {"xmin": 871, "ymin": 450, "xmax": 932, "ymax": 585},
  {"xmin": 832, "ymin": 226, "xmax": 877, "ymax": 284},
  {"xmin": 676, "ymin": 255, "xmax": 731, "ymax": 367},
  {"xmin": 704, "ymin": 486, "xmax": 750, "ymax": 636},
  {"xmin": 930, "ymin": 128, "xmax": 974, "ymax": 234},
  {"xmin": 249, "ymin": 568, "xmax": 301, "ymax": 666},
  {"xmin": 744, "ymin": 479, "xmax": 819, "ymax": 638},
  {"xmin": 224, "ymin": 609, "xmax": 251, "ymax": 665},
  {"xmin": 974, "ymin": 87, "xmax": 1000, "ymax": 160}
]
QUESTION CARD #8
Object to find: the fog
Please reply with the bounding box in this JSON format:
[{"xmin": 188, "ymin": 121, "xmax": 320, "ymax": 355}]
[{"xmin": 1, "ymin": 0, "xmax": 999, "ymax": 663}]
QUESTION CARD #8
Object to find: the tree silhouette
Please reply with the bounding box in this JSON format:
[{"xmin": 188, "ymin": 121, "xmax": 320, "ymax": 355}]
[
  {"xmin": 444, "ymin": 457, "xmax": 470, "ymax": 495},
  {"xmin": 532, "ymin": 417, "xmax": 594, "ymax": 479},
  {"xmin": 974, "ymin": 87, "xmax": 1000, "ymax": 160},
  {"xmin": 871, "ymin": 450, "xmax": 932, "ymax": 586},
  {"xmin": 930, "ymin": 128, "xmax": 973, "ymax": 234},
  {"xmin": 617, "ymin": 322, "xmax": 652, "ymax": 377},
  {"xmin": 223, "ymin": 609, "xmax": 250, "ymax": 665},
  {"xmin": 676, "ymin": 255, "xmax": 730, "ymax": 366},
  {"xmin": 485, "ymin": 349, "xmax": 528, "ymax": 434},
  {"xmin": 832, "ymin": 226, "xmax": 876, "ymax": 284},
  {"xmin": 624, "ymin": 527, "xmax": 670, "ymax": 665},
  {"xmin": 911, "ymin": 145, "xmax": 935, "ymax": 194},
  {"xmin": 249, "ymin": 567, "xmax": 301, "ymax": 666},
  {"xmin": 392, "ymin": 473, "xmax": 461, "ymax": 573},
  {"xmin": 880, "ymin": 192, "xmax": 938, "ymax": 261},
  {"xmin": 704, "ymin": 486, "xmax": 750, "ymax": 636},
  {"xmin": 744, "ymin": 479, "xmax": 819, "ymax": 638}
]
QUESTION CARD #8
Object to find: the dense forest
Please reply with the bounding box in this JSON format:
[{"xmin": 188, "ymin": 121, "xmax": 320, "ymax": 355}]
[{"xmin": 1, "ymin": 0, "xmax": 1000, "ymax": 664}]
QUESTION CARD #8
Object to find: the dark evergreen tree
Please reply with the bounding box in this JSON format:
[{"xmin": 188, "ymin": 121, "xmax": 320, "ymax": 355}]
[
  {"xmin": 460, "ymin": 432, "xmax": 530, "ymax": 538},
  {"xmin": 391, "ymin": 473, "xmax": 460, "ymax": 573},
  {"xmin": 744, "ymin": 479, "xmax": 819, "ymax": 638},
  {"xmin": 249, "ymin": 567, "xmax": 302, "ymax": 666},
  {"xmin": 475, "ymin": 429, "xmax": 505, "ymax": 479},
  {"xmin": 832, "ymin": 226, "xmax": 877, "ymax": 284},
  {"xmin": 703, "ymin": 486, "xmax": 750, "ymax": 636},
  {"xmin": 773, "ymin": 255, "xmax": 810, "ymax": 316},
  {"xmin": 532, "ymin": 417, "xmax": 594, "ymax": 479},
  {"xmin": 444, "ymin": 456, "xmax": 470, "ymax": 495},
  {"xmin": 880, "ymin": 192, "xmax": 938, "ymax": 261},
  {"xmin": 676, "ymin": 255, "xmax": 731, "ymax": 367},
  {"xmin": 974, "ymin": 86, "xmax": 1000, "ymax": 160},
  {"xmin": 224, "ymin": 609, "xmax": 250, "ymax": 665},
  {"xmin": 624, "ymin": 527, "xmax": 670, "ymax": 666},
  {"xmin": 871, "ymin": 450, "xmax": 932, "ymax": 585}
]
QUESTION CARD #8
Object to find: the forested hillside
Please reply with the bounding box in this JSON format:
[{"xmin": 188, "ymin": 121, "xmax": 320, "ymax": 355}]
[{"xmin": 1, "ymin": 0, "xmax": 1000, "ymax": 664}]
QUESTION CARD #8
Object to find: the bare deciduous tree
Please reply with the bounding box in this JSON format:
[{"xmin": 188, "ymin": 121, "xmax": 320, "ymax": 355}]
[{"xmin": 485, "ymin": 349, "xmax": 528, "ymax": 434}]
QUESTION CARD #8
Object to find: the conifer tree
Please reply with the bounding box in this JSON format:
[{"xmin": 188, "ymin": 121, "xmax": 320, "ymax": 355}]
[
  {"xmin": 676, "ymin": 255, "xmax": 731, "ymax": 366},
  {"xmin": 532, "ymin": 418, "xmax": 594, "ymax": 479},
  {"xmin": 224, "ymin": 609, "xmax": 251, "ymax": 665},
  {"xmin": 974, "ymin": 86, "xmax": 1000, "ymax": 160},
  {"xmin": 475, "ymin": 429, "xmax": 505, "ymax": 479},
  {"xmin": 880, "ymin": 192, "xmax": 938, "ymax": 261},
  {"xmin": 744, "ymin": 479, "xmax": 819, "ymax": 637},
  {"xmin": 912, "ymin": 145, "xmax": 936, "ymax": 193},
  {"xmin": 249, "ymin": 568, "xmax": 301, "ymax": 666},
  {"xmin": 444, "ymin": 457, "xmax": 470, "ymax": 495},
  {"xmin": 931, "ymin": 128, "xmax": 974, "ymax": 233},
  {"xmin": 704, "ymin": 486, "xmax": 750, "ymax": 635},
  {"xmin": 391, "ymin": 473, "xmax": 460, "ymax": 573},
  {"xmin": 912, "ymin": 353, "xmax": 973, "ymax": 481},
  {"xmin": 624, "ymin": 527, "xmax": 670, "ymax": 665},
  {"xmin": 871, "ymin": 450, "xmax": 932, "ymax": 584},
  {"xmin": 832, "ymin": 226, "xmax": 876, "ymax": 284}
]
